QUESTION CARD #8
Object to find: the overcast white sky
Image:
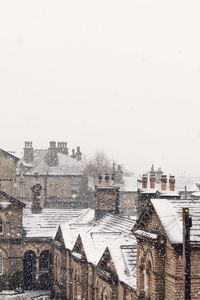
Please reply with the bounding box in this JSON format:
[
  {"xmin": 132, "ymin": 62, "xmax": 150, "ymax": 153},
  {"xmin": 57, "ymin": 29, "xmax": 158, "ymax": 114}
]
[{"xmin": 0, "ymin": 0, "xmax": 200, "ymax": 176}]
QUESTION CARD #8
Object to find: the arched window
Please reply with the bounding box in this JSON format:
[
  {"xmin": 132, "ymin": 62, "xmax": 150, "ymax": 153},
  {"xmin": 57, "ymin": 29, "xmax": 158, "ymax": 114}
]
[
  {"xmin": 145, "ymin": 260, "xmax": 152, "ymax": 300},
  {"xmin": 0, "ymin": 218, "xmax": 3, "ymax": 234},
  {"xmin": 0, "ymin": 253, "xmax": 3, "ymax": 275}
]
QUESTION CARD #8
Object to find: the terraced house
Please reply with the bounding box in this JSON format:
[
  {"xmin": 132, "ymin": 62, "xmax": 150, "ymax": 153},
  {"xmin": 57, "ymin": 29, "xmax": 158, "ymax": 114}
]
[{"xmin": 0, "ymin": 174, "xmax": 137, "ymax": 300}]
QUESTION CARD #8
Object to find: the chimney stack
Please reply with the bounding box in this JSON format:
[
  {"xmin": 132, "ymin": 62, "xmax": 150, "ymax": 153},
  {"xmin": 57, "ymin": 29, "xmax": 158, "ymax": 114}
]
[
  {"xmin": 75, "ymin": 146, "xmax": 82, "ymax": 161},
  {"xmin": 95, "ymin": 174, "xmax": 120, "ymax": 219},
  {"xmin": 169, "ymin": 175, "xmax": 175, "ymax": 191},
  {"xmin": 161, "ymin": 175, "xmax": 167, "ymax": 191},
  {"xmin": 31, "ymin": 183, "xmax": 42, "ymax": 214},
  {"xmin": 47, "ymin": 141, "xmax": 58, "ymax": 166},
  {"xmin": 142, "ymin": 174, "xmax": 148, "ymax": 189},
  {"xmin": 57, "ymin": 142, "xmax": 68, "ymax": 155},
  {"xmin": 150, "ymin": 174, "xmax": 156, "ymax": 189},
  {"xmin": 24, "ymin": 141, "xmax": 33, "ymax": 163}
]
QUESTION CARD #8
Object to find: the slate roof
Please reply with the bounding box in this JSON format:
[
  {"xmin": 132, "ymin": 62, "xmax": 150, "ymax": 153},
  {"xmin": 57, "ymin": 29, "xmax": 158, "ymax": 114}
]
[
  {"xmin": 0, "ymin": 148, "xmax": 19, "ymax": 162},
  {"xmin": 151, "ymin": 198, "xmax": 200, "ymax": 245},
  {"xmin": 22, "ymin": 208, "xmax": 94, "ymax": 238},
  {"xmin": 16, "ymin": 149, "xmax": 83, "ymax": 176},
  {"xmin": 60, "ymin": 213, "xmax": 137, "ymax": 288}
]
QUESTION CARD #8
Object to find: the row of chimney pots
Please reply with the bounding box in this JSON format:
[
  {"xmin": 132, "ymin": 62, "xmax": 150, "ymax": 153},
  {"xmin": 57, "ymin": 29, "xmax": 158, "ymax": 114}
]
[{"xmin": 142, "ymin": 174, "xmax": 175, "ymax": 191}]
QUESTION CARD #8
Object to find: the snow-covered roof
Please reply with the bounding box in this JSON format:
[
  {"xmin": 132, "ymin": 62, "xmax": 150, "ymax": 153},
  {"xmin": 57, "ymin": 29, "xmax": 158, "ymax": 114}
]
[
  {"xmin": 175, "ymin": 177, "xmax": 200, "ymax": 192},
  {"xmin": 151, "ymin": 198, "xmax": 200, "ymax": 244},
  {"xmin": 23, "ymin": 208, "xmax": 94, "ymax": 238},
  {"xmin": 16, "ymin": 149, "xmax": 83, "ymax": 176},
  {"xmin": 59, "ymin": 213, "xmax": 137, "ymax": 289}
]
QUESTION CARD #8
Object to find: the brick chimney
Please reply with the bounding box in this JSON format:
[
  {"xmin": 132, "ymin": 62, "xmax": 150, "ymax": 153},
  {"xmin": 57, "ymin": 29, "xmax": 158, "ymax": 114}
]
[
  {"xmin": 24, "ymin": 141, "xmax": 33, "ymax": 163},
  {"xmin": 57, "ymin": 142, "xmax": 68, "ymax": 155},
  {"xmin": 75, "ymin": 146, "xmax": 82, "ymax": 161},
  {"xmin": 142, "ymin": 174, "xmax": 148, "ymax": 189},
  {"xmin": 161, "ymin": 175, "xmax": 167, "ymax": 191},
  {"xmin": 169, "ymin": 175, "xmax": 175, "ymax": 191},
  {"xmin": 95, "ymin": 174, "xmax": 120, "ymax": 219},
  {"xmin": 31, "ymin": 183, "xmax": 42, "ymax": 214},
  {"xmin": 150, "ymin": 174, "xmax": 156, "ymax": 189},
  {"xmin": 47, "ymin": 141, "xmax": 58, "ymax": 166}
]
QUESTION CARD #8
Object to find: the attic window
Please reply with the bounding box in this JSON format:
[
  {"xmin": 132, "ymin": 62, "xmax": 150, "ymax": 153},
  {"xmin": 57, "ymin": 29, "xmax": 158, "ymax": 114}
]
[
  {"xmin": 0, "ymin": 253, "xmax": 3, "ymax": 275},
  {"xmin": 0, "ymin": 218, "xmax": 2, "ymax": 234}
]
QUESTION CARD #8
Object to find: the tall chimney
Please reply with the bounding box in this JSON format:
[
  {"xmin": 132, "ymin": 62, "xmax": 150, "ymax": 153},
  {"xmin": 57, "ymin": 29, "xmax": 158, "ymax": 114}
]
[
  {"xmin": 57, "ymin": 142, "xmax": 68, "ymax": 155},
  {"xmin": 161, "ymin": 175, "xmax": 167, "ymax": 191},
  {"xmin": 169, "ymin": 175, "xmax": 175, "ymax": 191},
  {"xmin": 47, "ymin": 141, "xmax": 58, "ymax": 166},
  {"xmin": 95, "ymin": 174, "xmax": 120, "ymax": 219},
  {"xmin": 75, "ymin": 146, "xmax": 82, "ymax": 161},
  {"xmin": 24, "ymin": 141, "xmax": 33, "ymax": 163},
  {"xmin": 142, "ymin": 174, "xmax": 148, "ymax": 189},
  {"xmin": 150, "ymin": 174, "xmax": 156, "ymax": 189},
  {"xmin": 31, "ymin": 183, "xmax": 42, "ymax": 214}
]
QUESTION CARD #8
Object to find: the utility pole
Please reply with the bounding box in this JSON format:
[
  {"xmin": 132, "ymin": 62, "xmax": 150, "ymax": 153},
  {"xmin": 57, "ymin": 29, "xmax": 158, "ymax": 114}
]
[{"xmin": 183, "ymin": 207, "xmax": 192, "ymax": 300}]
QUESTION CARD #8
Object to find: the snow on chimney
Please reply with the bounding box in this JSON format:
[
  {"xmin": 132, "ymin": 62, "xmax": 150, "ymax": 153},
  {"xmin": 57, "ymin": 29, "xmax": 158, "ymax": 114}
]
[{"xmin": 24, "ymin": 141, "xmax": 33, "ymax": 163}]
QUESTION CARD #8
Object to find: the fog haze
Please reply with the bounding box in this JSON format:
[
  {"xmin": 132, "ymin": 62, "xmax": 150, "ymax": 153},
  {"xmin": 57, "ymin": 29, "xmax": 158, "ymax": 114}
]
[{"xmin": 1, "ymin": 0, "xmax": 200, "ymax": 176}]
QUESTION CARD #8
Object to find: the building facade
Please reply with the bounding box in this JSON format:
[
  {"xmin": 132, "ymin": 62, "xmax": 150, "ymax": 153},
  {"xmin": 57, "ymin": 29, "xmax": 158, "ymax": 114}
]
[{"xmin": 15, "ymin": 141, "xmax": 87, "ymax": 209}]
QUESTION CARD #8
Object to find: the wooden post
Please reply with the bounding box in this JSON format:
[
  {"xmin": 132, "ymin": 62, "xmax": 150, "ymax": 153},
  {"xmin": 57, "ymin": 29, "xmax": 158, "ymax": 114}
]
[{"xmin": 183, "ymin": 208, "xmax": 191, "ymax": 300}]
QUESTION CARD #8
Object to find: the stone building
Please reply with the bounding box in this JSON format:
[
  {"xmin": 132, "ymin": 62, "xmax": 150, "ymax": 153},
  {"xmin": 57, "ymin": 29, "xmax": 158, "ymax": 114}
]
[
  {"xmin": 133, "ymin": 197, "xmax": 200, "ymax": 299},
  {"xmin": 15, "ymin": 141, "xmax": 87, "ymax": 209},
  {"xmin": 0, "ymin": 148, "xmax": 19, "ymax": 195},
  {"xmin": 0, "ymin": 174, "xmax": 138, "ymax": 300},
  {"xmin": 52, "ymin": 174, "xmax": 137, "ymax": 300}
]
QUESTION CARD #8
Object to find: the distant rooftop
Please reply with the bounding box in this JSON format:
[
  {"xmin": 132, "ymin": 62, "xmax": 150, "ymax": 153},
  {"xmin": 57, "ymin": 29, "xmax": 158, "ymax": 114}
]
[{"xmin": 17, "ymin": 149, "xmax": 83, "ymax": 176}]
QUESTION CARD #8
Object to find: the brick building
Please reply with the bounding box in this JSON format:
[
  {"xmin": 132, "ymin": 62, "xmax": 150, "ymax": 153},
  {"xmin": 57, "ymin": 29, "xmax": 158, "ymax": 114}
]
[{"xmin": 15, "ymin": 141, "xmax": 87, "ymax": 209}]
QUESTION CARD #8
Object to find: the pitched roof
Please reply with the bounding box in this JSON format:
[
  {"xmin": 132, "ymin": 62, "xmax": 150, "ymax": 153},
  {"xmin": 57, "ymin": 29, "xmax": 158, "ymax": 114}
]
[
  {"xmin": 0, "ymin": 190, "xmax": 26, "ymax": 208},
  {"xmin": 151, "ymin": 198, "xmax": 200, "ymax": 245},
  {"xmin": 0, "ymin": 148, "xmax": 19, "ymax": 162},
  {"xmin": 22, "ymin": 208, "xmax": 94, "ymax": 238},
  {"xmin": 17, "ymin": 149, "xmax": 83, "ymax": 176},
  {"xmin": 59, "ymin": 213, "xmax": 137, "ymax": 288}
]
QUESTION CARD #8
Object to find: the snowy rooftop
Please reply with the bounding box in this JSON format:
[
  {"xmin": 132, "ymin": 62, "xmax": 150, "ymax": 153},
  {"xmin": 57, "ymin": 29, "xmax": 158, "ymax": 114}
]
[
  {"xmin": 16, "ymin": 149, "xmax": 83, "ymax": 176},
  {"xmin": 23, "ymin": 208, "xmax": 94, "ymax": 238},
  {"xmin": 151, "ymin": 198, "xmax": 200, "ymax": 244},
  {"xmin": 60, "ymin": 213, "xmax": 137, "ymax": 288}
]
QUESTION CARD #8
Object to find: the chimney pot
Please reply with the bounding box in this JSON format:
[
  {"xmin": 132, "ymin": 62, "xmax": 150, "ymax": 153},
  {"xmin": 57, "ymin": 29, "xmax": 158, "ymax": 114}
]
[
  {"xmin": 105, "ymin": 174, "xmax": 110, "ymax": 186},
  {"xmin": 142, "ymin": 174, "xmax": 148, "ymax": 189},
  {"xmin": 112, "ymin": 173, "xmax": 117, "ymax": 185},
  {"xmin": 150, "ymin": 174, "xmax": 156, "ymax": 189},
  {"xmin": 98, "ymin": 174, "xmax": 103, "ymax": 185},
  {"xmin": 169, "ymin": 175, "xmax": 175, "ymax": 191},
  {"xmin": 161, "ymin": 175, "xmax": 167, "ymax": 191}
]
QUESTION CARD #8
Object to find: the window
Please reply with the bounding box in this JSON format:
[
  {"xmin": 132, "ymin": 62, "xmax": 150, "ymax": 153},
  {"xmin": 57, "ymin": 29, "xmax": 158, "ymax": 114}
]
[
  {"xmin": 0, "ymin": 218, "xmax": 2, "ymax": 234},
  {"xmin": 71, "ymin": 184, "xmax": 78, "ymax": 199},
  {"xmin": 0, "ymin": 253, "xmax": 3, "ymax": 275}
]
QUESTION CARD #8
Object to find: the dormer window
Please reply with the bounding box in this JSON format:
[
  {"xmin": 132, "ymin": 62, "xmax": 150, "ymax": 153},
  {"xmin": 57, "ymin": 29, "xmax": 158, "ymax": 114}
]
[{"xmin": 0, "ymin": 218, "xmax": 2, "ymax": 234}]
